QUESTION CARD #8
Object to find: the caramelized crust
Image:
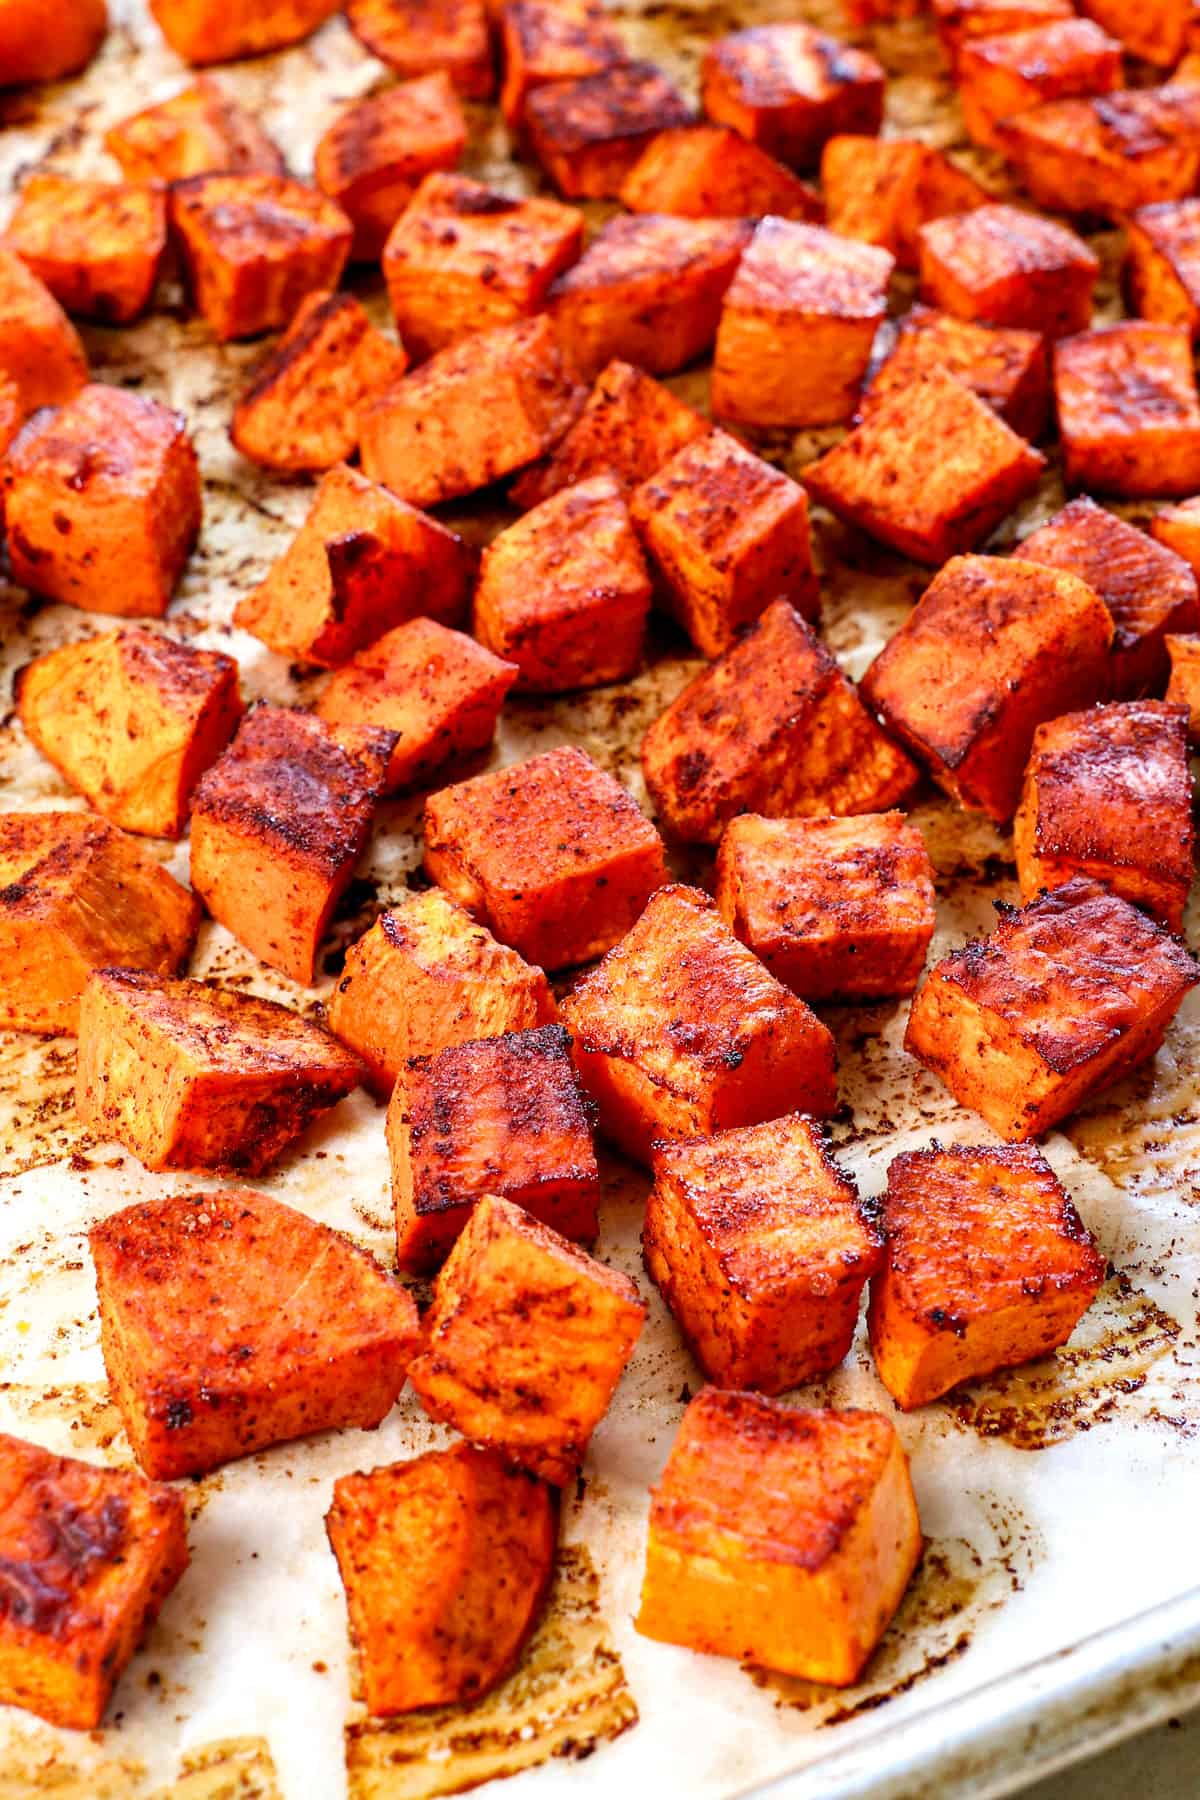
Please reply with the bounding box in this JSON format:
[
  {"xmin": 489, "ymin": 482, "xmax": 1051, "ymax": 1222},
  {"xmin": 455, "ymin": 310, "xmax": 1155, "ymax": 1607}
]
[
  {"xmin": 148, "ymin": 0, "xmax": 340, "ymax": 62},
  {"xmin": 524, "ymin": 60, "xmax": 692, "ymax": 198},
  {"xmin": 956, "ymin": 19, "xmax": 1123, "ymax": 150},
  {"xmin": 1125, "ymin": 198, "xmax": 1200, "ymax": 338},
  {"xmin": 620, "ymin": 125, "xmax": 822, "ymax": 221},
  {"xmin": 0, "ymin": 248, "xmax": 87, "ymax": 419},
  {"xmin": 6, "ymin": 174, "xmax": 166, "ymax": 325},
  {"xmin": 1053, "ymin": 322, "xmax": 1200, "ymax": 497},
  {"xmin": 861, "ymin": 304, "xmax": 1049, "ymax": 441},
  {"xmin": 821, "ymin": 136, "xmax": 986, "ymax": 270},
  {"xmin": 345, "ymin": 0, "xmax": 495, "ymax": 98},
  {"xmin": 1072, "ymin": 0, "xmax": 1191, "ymax": 64},
  {"xmin": 314, "ymin": 73, "xmax": 467, "ymax": 261},
  {"xmin": 932, "ymin": 0, "xmax": 1072, "ymax": 64},
  {"xmin": 105, "ymin": 76, "xmax": 286, "ymax": 182},
  {"xmin": 0, "ymin": 0, "xmax": 107, "ymax": 82},
  {"xmin": 995, "ymin": 86, "xmax": 1200, "ymax": 215},
  {"xmin": 500, "ymin": 0, "xmax": 626, "ymax": 128},
  {"xmin": 701, "ymin": 23, "xmax": 885, "ymax": 168},
  {"xmin": 918, "ymin": 202, "xmax": 1098, "ymax": 339}
]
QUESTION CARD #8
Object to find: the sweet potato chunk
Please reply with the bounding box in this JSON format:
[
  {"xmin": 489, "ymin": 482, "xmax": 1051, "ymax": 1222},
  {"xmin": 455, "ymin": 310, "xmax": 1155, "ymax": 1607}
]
[
  {"xmin": 636, "ymin": 1391, "xmax": 921, "ymax": 1685},
  {"xmin": 499, "ymin": 0, "xmax": 626, "ymax": 128},
  {"xmin": 315, "ymin": 74, "xmax": 467, "ymax": 262},
  {"xmin": 644, "ymin": 1116, "xmax": 882, "ymax": 1393},
  {"xmin": 701, "ymin": 24, "xmax": 885, "ymax": 170},
  {"xmin": 995, "ymin": 87, "xmax": 1200, "ymax": 216},
  {"xmin": 234, "ymin": 464, "xmax": 473, "ymax": 667},
  {"xmin": 231, "ymin": 293, "xmax": 408, "ymax": 474},
  {"xmin": 327, "ymin": 1445, "xmax": 557, "ymax": 1715},
  {"xmin": 820, "ymin": 137, "xmax": 986, "ymax": 271},
  {"xmin": 1152, "ymin": 493, "xmax": 1200, "ymax": 575},
  {"xmin": 643, "ymin": 600, "xmax": 916, "ymax": 843},
  {"xmin": 861, "ymin": 555, "xmax": 1113, "ymax": 822},
  {"xmin": 0, "ymin": 249, "xmax": 87, "ymax": 418},
  {"xmin": 327, "ymin": 888, "xmax": 556, "ymax": 1092},
  {"xmin": 345, "ymin": 0, "xmax": 494, "ymax": 99},
  {"xmin": 77, "ymin": 968, "xmax": 365, "ymax": 1174},
  {"xmin": 169, "ymin": 173, "xmax": 351, "ymax": 342},
  {"xmin": 389, "ymin": 1022, "xmax": 599, "ymax": 1271},
  {"xmin": 905, "ymin": 878, "xmax": 1199, "ymax": 1139},
  {"xmin": 1019, "ymin": 495, "xmax": 1200, "ymax": 693},
  {"xmin": 90, "ymin": 1188, "xmax": 416, "ymax": 1478},
  {"xmin": 6, "ymin": 174, "xmax": 165, "ymax": 327},
  {"xmin": 1077, "ymin": 0, "xmax": 1191, "ymax": 63},
  {"xmin": 631, "ymin": 431, "xmax": 818, "ymax": 659},
  {"xmin": 382, "ymin": 172, "xmax": 583, "ymax": 359},
  {"xmin": 0, "ymin": 1435, "xmax": 186, "ymax": 1731},
  {"xmin": 711, "ymin": 217, "xmax": 892, "ymax": 428},
  {"xmin": 868, "ymin": 1145, "xmax": 1105, "ymax": 1409},
  {"xmin": 474, "ymin": 474, "xmax": 651, "ymax": 690},
  {"xmin": 0, "ymin": 373, "xmax": 21, "ymax": 458},
  {"xmin": 189, "ymin": 705, "xmax": 393, "ymax": 985},
  {"xmin": 424, "ymin": 743, "xmax": 667, "ymax": 970},
  {"xmin": 716, "ymin": 812, "xmax": 936, "ymax": 999},
  {"xmin": 1167, "ymin": 631, "xmax": 1200, "ymax": 739},
  {"xmin": 359, "ymin": 314, "xmax": 580, "ymax": 507},
  {"xmin": 620, "ymin": 125, "xmax": 822, "ymax": 221},
  {"xmin": 104, "ymin": 76, "xmax": 286, "ymax": 182},
  {"xmin": 0, "ymin": 0, "xmax": 106, "ymax": 83},
  {"xmin": 547, "ymin": 213, "xmax": 750, "ymax": 380},
  {"xmin": 16, "ymin": 628, "xmax": 242, "ymax": 839},
  {"xmin": 1054, "ymin": 321, "xmax": 1200, "ymax": 497},
  {"xmin": 1125, "ymin": 199, "xmax": 1200, "ymax": 339},
  {"xmin": 1014, "ymin": 702, "xmax": 1194, "ymax": 928},
  {"xmin": 148, "ymin": 0, "xmax": 340, "ymax": 63},
  {"xmin": 861, "ymin": 305, "xmax": 1049, "ymax": 441},
  {"xmin": 957, "ymin": 19, "xmax": 1123, "ymax": 149},
  {"xmin": 560, "ymin": 883, "xmax": 837, "ymax": 1162},
  {"xmin": 317, "ymin": 617, "xmax": 516, "ymax": 791},
  {"xmin": 408, "ymin": 1193, "xmax": 645, "ymax": 1483},
  {"xmin": 2, "ymin": 385, "xmax": 201, "ymax": 619},
  {"xmin": 802, "ymin": 368, "xmax": 1046, "ymax": 565},
  {"xmin": 918, "ymin": 203, "xmax": 1097, "ymax": 340},
  {"xmin": 524, "ymin": 61, "xmax": 691, "ymax": 199},
  {"xmin": 0, "ymin": 812, "xmax": 199, "ymax": 1035},
  {"xmin": 932, "ymin": 0, "xmax": 1072, "ymax": 65}
]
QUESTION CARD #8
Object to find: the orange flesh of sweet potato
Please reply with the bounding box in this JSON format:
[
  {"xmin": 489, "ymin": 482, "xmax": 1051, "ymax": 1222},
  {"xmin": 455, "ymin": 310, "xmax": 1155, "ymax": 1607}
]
[
  {"xmin": 956, "ymin": 18, "xmax": 1123, "ymax": 149},
  {"xmin": 918, "ymin": 201, "xmax": 1098, "ymax": 339},
  {"xmin": 524, "ymin": 60, "xmax": 692, "ymax": 199},
  {"xmin": 0, "ymin": 248, "xmax": 87, "ymax": 417},
  {"xmin": 1126, "ymin": 199, "xmax": 1200, "ymax": 338},
  {"xmin": 620, "ymin": 125, "xmax": 822, "ymax": 220},
  {"xmin": 345, "ymin": 0, "xmax": 495, "ymax": 99},
  {"xmin": 995, "ymin": 87, "xmax": 1200, "ymax": 215},
  {"xmin": 6, "ymin": 173, "xmax": 166, "ymax": 325},
  {"xmin": 820, "ymin": 136, "xmax": 987, "ymax": 271},
  {"xmin": 1075, "ymin": 0, "xmax": 1191, "ymax": 64},
  {"xmin": 315, "ymin": 73, "xmax": 467, "ymax": 261},
  {"xmin": 1153, "ymin": 494, "xmax": 1200, "ymax": 575},
  {"xmin": 0, "ymin": 0, "xmax": 107, "ymax": 82},
  {"xmin": 1165, "ymin": 629, "xmax": 1200, "ymax": 738},
  {"xmin": 500, "ymin": 0, "xmax": 626, "ymax": 127},
  {"xmin": 104, "ymin": 76, "xmax": 286, "ymax": 182},
  {"xmin": 148, "ymin": 0, "xmax": 340, "ymax": 63},
  {"xmin": 933, "ymin": 0, "xmax": 1072, "ymax": 62},
  {"xmin": 1053, "ymin": 320, "xmax": 1200, "ymax": 497},
  {"xmin": 700, "ymin": 24, "xmax": 885, "ymax": 169},
  {"xmin": 861, "ymin": 304, "xmax": 1049, "ymax": 440}
]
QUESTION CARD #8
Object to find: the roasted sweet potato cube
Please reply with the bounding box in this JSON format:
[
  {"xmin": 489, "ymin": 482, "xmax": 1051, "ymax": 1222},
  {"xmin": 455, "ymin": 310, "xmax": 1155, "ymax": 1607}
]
[
  {"xmin": 820, "ymin": 137, "xmax": 987, "ymax": 271},
  {"xmin": 389, "ymin": 1022, "xmax": 599, "ymax": 1271},
  {"xmin": 231, "ymin": 293, "xmax": 408, "ymax": 474},
  {"xmin": 408, "ymin": 1193, "xmax": 644, "ymax": 1483},
  {"xmin": 104, "ymin": 76, "xmax": 286, "ymax": 182},
  {"xmin": 327, "ymin": 1445, "xmax": 557, "ymax": 1715},
  {"xmin": 1054, "ymin": 321, "xmax": 1200, "ymax": 498},
  {"xmin": 345, "ymin": 0, "xmax": 495, "ymax": 99},
  {"xmin": 382, "ymin": 172, "xmax": 583, "ymax": 359},
  {"xmin": 77, "ymin": 969, "xmax": 365, "ymax": 1174},
  {"xmin": 359, "ymin": 314, "xmax": 580, "ymax": 507},
  {"xmin": 957, "ymin": 19, "xmax": 1123, "ymax": 149},
  {"xmin": 560, "ymin": 884, "xmax": 837, "ymax": 1162},
  {"xmin": 643, "ymin": 600, "xmax": 917, "ymax": 843},
  {"xmin": 547, "ymin": 213, "xmax": 749, "ymax": 381},
  {"xmin": 932, "ymin": 0, "xmax": 1073, "ymax": 64},
  {"xmin": 327, "ymin": 888, "xmax": 556, "ymax": 1092},
  {"xmin": 16, "ymin": 628, "xmax": 242, "ymax": 839},
  {"xmin": 148, "ymin": 0, "xmax": 340, "ymax": 62},
  {"xmin": 315, "ymin": 74, "xmax": 467, "ymax": 262},
  {"xmin": 90, "ymin": 1188, "xmax": 416, "ymax": 1478},
  {"xmin": 0, "ymin": 812, "xmax": 199, "ymax": 1035},
  {"xmin": 424, "ymin": 743, "xmax": 667, "ymax": 969},
  {"xmin": 636, "ymin": 1391, "xmax": 921, "ymax": 1685},
  {"xmin": 711, "ymin": 218, "xmax": 892, "ymax": 428},
  {"xmin": 867, "ymin": 1145, "xmax": 1106, "ymax": 1409},
  {"xmin": 861, "ymin": 305, "xmax": 1049, "ymax": 441},
  {"xmin": 510, "ymin": 358, "xmax": 708, "ymax": 509},
  {"xmin": 995, "ymin": 88, "xmax": 1200, "ymax": 216},
  {"xmin": 1125, "ymin": 199, "xmax": 1200, "ymax": 339},
  {"xmin": 168, "ymin": 173, "xmax": 351, "ymax": 342},
  {"xmin": 1014, "ymin": 702, "xmax": 1194, "ymax": 928},
  {"xmin": 0, "ymin": 373, "xmax": 21, "ymax": 458},
  {"xmin": 317, "ymin": 617, "xmax": 516, "ymax": 791},
  {"xmin": 918, "ymin": 203, "xmax": 1097, "ymax": 340},
  {"xmin": 644, "ymin": 1116, "xmax": 882, "ymax": 1393},
  {"xmin": 1077, "ymin": 0, "xmax": 1191, "ymax": 63},
  {"xmin": 1166, "ymin": 631, "xmax": 1200, "ymax": 739},
  {"xmin": 861, "ymin": 556, "xmax": 1113, "ymax": 822},
  {"xmin": 0, "ymin": 249, "xmax": 87, "ymax": 418},
  {"xmin": 905, "ymin": 879, "xmax": 1199, "ymax": 1138},
  {"xmin": 234, "ymin": 464, "xmax": 473, "ymax": 668},
  {"xmin": 716, "ymin": 812, "xmax": 936, "ymax": 1000},
  {"xmin": 6, "ymin": 174, "xmax": 165, "ymax": 327},
  {"xmin": 0, "ymin": 0, "xmax": 107, "ymax": 83},
  {"xmin": 620, "ymin": 125, "xmax": 822, "ymax": 221},
  {"xmin": 802, "ymin": 368, "xmax": 1046, "ymax": 565},
  {"xmin": 474, "ymin": 475, "xmax": 651, "ymax": 691},
  {"xmin": 1019, "ymin": 495, "xmax": 1200, "ymax": 694},
  {"xmin": 631, "ymin": 432, "xmax": 818, "ymax": 659},
  {"xmin": 500, "ymin": 0, "xmax": 626, "ymax": 128},
  {"xmin": 0, "ymin": 1435, "xmax": 186, "ymax": 1731},
  {"xmin": 189, "ymin": 705, "xmax": 394, "ymax": 985},
  {"xmin": 701, "ymin": 24, "xmax": 885, "ymax": 170},
  {"xmin": 1152, "ymin": 493, "xmax": 1200, "ymax": 575},
  {"xmin": 524, "ymin": 61, "xmax": 691, "ymax": 199},
  {"xmin": 2, "ymin": 385, "xmax": 201, "ymax": 619}
]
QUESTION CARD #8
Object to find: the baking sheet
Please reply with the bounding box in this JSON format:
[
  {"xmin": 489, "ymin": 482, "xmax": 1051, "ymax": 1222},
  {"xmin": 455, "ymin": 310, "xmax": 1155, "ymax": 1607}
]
[{"xmin": 2, "ymin": 3, "xmax": 1200, "ymax": 1797}]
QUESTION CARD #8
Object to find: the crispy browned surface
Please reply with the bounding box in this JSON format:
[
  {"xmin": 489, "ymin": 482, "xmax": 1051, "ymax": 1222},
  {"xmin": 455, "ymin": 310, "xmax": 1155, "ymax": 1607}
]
[
  {"xmin": 16, "ymin": 627, "xmax": 243, "ymax": 838},
  {"xmin": 0, "ymin": 0, "xmax": 107, "ymax": 82},
  {"xmin": 918, "ymin": 202, "xmax": 1097, "ymax": 340},
  {"xmin": 1126, "ymin": 198, "xmax": 1200, "ymax": 339},
  {"xmin": 500, "ymin": 0, "xmax": 626, "ymax": 127},
  {"xmin": 932, "ymin": 0, "xmax": 1073, "ymax": 63},
  {"xmin": 956, "ymin": 19, "xmax": 1123, "ymax": 149},
  {"xmin": 1054, "ymin": 322, "xmax": 1200, "ymax": 496},
  {"xmin": 148, "ymin": 0, "xmax": 340, "ymax": 63},
  {"xmin": 644, "ymin": 1115, "xmax": 881, "ymax": 1392},
  {"xmin": 76, "ymin": 967, "xmax": 365, "ymax": 1174},
  {"xmin": 0, "ymin": 248, "xmax": 87, "ymax": 417},
  {"xmin": 996, "ymin": 86, "xmax": 1200, "ymax": 215},
  {"xmin": 327, "ymin": 1444, "xmax": 557, "ymax": 1714},
  {"xmin": 1075, "ymin": 0, "xmax": 1191, "ymax": 63},
  {"xmin": 1166, "ymin": 628, "xmax": 1200, "ymax": 738},
  {"xmin": 0, "ymin": 1432, "xmax": 186, "ymax": 1730},
  {"xmin": 620, "ymin": 125, "xmax": 822, "ymax": 220},
  {"xmin": 315, "ymin": 73, "xmax": 467, "ymax": 261},
  {"xmin": 643, "ymin": 600, "xmax": 915, "ymax": 843},
  {"xmin": 105, "ymin": 76, "xmax": 286, "ymax": 182},
  {"xmin": 345, "ymin": 0, "xmax": 495, "ymax": 98},
  {"xmin": 389, "ymin": 1022, "xmax": 599, "ymax": 1271},
  {"xmin": 5, "ymin": 173, "xmax": 165, "ymax": 325},
  {"xmin": 905, "ymin": 878, "xmax": 1200, "ymax": 1139},
  {"xmin": 408, "ymin": 1192, "xmax": 645, "ymax": 1484},
  {"xmin": 701, "ymin": 23, "xmax": 884, "ymax": 168},
  {"xmin": 861, "ymin": 304, "xmax": 1049, "ymax": 439},
  {"xmin": 820, "ymin": 136, "xmax": 985, "ymax": 271},
  {"xmin": 90, "ymin": 1188, "xmax": 416, "ymax": 1478},
  {"xmin": 560, "ymin": 883, "xmax": 838, "ymax": 1162},
  {"xmin": 524, "ymin": 60, "xmax": 691, "ymax": 198}
]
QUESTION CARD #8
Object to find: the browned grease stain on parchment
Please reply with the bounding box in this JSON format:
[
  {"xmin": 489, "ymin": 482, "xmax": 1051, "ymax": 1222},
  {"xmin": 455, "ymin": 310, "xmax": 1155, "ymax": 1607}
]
[
  {"xmin": 0, "ymin": 1032, "xmax": 90, "ymax": 1177},
  {"xmin": 0, "ymin": 1733, "xmax": 279, "ymax": 1800},
  {"xmin": 0, "ymin": 1378, "xmax": 127, "ymax": 1459},
  {"xmin": 154, "ymin": 1737, "xmax": 282, "ymax": 1800},
  {"xmin": 344, "ymin": 1545, "xmax": 637, "ymax": 1800}
]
